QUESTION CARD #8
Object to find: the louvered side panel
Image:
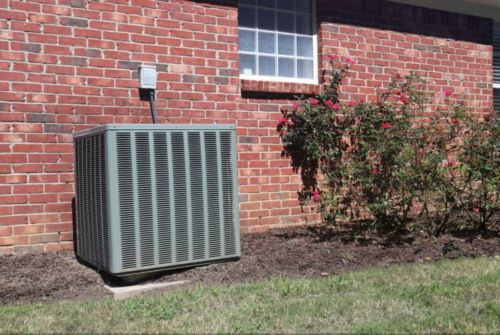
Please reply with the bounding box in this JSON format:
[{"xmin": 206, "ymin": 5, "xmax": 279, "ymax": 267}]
[
  {"xmin": 153, "ymin": 132, "xmax": 173, "ymax": 264},
  {"xmin": 75, "ymin": 138, "xmax": 87, "ymax": 260},
  {"xmin": 204, "ymin": 132, "xmax": 223, "ymax": 258},
  {"xmin": 96, "ymin": 134, "xmax": 110, "ymax": 269},
  {"xmin": 87, "ymin": 137, "xmax": 95, "ymax": 263},
  {"xmin": 171, "ymin": 132, "xmax": 190, "ymax": 263},
  {"xmin": 74, "ymin": 133, "xmax": 110, "ymax": 271},
  {"xmin": 188, "ymin": 132, "xmax": 206, "ymax": 260},
  {"xmin": 219, "ymin": 131, "xmax": 237, "ymax": 256},
  {"xmin": 116, "ymin": 132, "xmax": 137, "ymax": 270}
]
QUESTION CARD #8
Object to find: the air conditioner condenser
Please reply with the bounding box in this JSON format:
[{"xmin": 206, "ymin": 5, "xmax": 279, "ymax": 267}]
[{"xmin": 73, "ymin": 124, "xmax": 241, "ymax": 280}]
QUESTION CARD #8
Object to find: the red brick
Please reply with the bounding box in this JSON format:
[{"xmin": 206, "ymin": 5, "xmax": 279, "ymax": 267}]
[
  {"xmin": 0, "ymin": 167, "xmax": 24, "ymax": 180},
  {"xmin": 0, "ymin": 92, "xmax": 25, "ymax": 101},
  {"xmin": 13, "ymin": 204, "xmax": 44, "ymax": 215},
  {"xmin": 44, "ymin": 242, "xmax": 73, "ymax": 252},
  {"xmin": 29, "ymin": 233, "xmax": 59, "ymax": 244},
  {"xmin": 12, "ymin": 144, "xmax": 43, "ymax": 153},
  {"xmin": 29, "ymin": 214, "xmax": 59, "ymax": 224},
  {"xmin": 0, "ymin": 227, "xmax": 12, "ymax": 236},
  {"xmin": 14, "ymin": 245, "xmax": 44, "ymax": 254},
  {"xmin": 29, "ymin": 193, "xmax": 58, "ymax": 203},
  {"xmin": 13, "ymin": 224, "xmax": 44, "ymax": 235},
  {"xmin": 0, "ymin": 214, "xmax": 29, "ymax": 226},
  {"xmin": 0, "ymin": 236, "xmax": 29, "ymax": 246}
]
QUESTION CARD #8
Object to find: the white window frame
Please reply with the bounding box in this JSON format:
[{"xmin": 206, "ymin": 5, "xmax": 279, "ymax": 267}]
[{"xmin": 238, "ymin": 0, "xmax": 318, "ymax": 84}]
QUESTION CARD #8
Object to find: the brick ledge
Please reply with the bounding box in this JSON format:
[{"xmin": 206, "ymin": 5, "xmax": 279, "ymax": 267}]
[{"xmin": 240, "ymin": 79, "xmax": 322, "ymax": 95}]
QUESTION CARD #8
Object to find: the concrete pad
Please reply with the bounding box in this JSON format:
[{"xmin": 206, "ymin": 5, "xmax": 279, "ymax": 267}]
[{"xmin": 104, "ymin": 280, "xmax": 189, "ymax": 300}]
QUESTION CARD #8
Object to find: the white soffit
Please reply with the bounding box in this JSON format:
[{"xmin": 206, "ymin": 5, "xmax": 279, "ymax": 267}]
[{"xmin": 389, "ymin": 0, "xmax": 500, "ymax": 20}]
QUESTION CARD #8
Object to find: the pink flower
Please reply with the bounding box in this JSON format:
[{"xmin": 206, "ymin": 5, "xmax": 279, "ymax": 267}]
[
  {"xmin": 444, "ymin": 88, "xmax": 453, "ymax": 98},
  {"xmin": 293, "ymin": 102, "xmax": 300, "ymax": 109},
  {"xmin": 473, "ymin": 207, "xmax": 480, "ymax": 213},
  {"xmin": 395, "ymin": 73, "xmax": 403, "ymax": 80},
  {"xmin": 309, "ymin": 98, "xmax": 318, "ymax": 106},
  {"xmin": 329, "ymin": 54, "xmax": 337, "ymax": 61},
  {"xmin": 399, "ymin": 94, "xmax": 410, "ymax": 105},
  {"xmin": 381, "ymin": 122, "xmax": 391, "ymax": 129},
  {"xmin": 325, "ymin": 100, "xmax": 335, "ymax": 108},
  {"xmin": 312, "ymin": 190, "xmax": 321, "ymax": 202},
  {"xmin": 450, "ymin": 118, "xmax": 459, "ymax": 125},
  {"xmin": 345, "ymin": 57, "xmax": 355, "ymax": 65},
  {"xmin": 332, "ymin": 103, "xmax": 340, "ymax": 111},
  {"xmin": 372, "ymin": 168, "xmax": 380, "ymax": 174},
  {"xmin": 448, "ymin": 161, "xmax": 454, "ymax": 168},
  {"xmin": 278, "ymin": 117, "xmax": 287, "ymax": 126},
  {"xmin": 348, "ymin": 100, "xmax": 357, "ymax": 107}
]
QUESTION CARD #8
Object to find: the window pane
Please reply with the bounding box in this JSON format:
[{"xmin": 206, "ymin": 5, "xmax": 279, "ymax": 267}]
[
  {"xmin": 296, "ymin": 14, "xmax": 312, "ymax": 35},
  {"xmin": 238, "ymin": 0, "xmax": 315, "ymax": 81},
  {"xmin": 239, "ymin": 6, "xmax": 256, "ymax": 28},
  {"xmin": 297, "ymin": 36, "xmax": 313, "ymax": 57},
  {"xmin": 277, "ymin": 12, "xmax": 294, "ymax": 33},
  {"xmin": 258, "ymin": 32, "xmax": 275, "ymax": 53},
  {"xmin": 278, "ymin": 34, "xmax": 294, "ymax": 55},
  {"xmin": 279, "ymin": 57, "xmax": 294, "ymax": 77},
  {"xmin": 259, "ymin": 56, "xmax": 276, "ymax": 76},
  {"xmin": 296, "ymin": 0, "xmax": 312, "ymax": 14},
  {"xmin": 258, "ymin": 9, "xmax": 275, "ymax": 30},
  {"xmin": 258, "ymin": 0, "xmax": 275, "ymax": 8},
  {"xmin": 239, "ymin": 30, "xmax": 256, "ymax": 52},
  {"xmin": 240, "ymin": 54, "xmax": 256, "ymax": 75},
  {"xmin": 277, "ymin": 0, "xmax": 294, "ymax": 10},
  {"xmin": 297, "ymin": 59, "xmax": 313, "ymax": 79},
  {"xmin": 494, "ymin": 43, "xmax": 500, "ymax": 83}
]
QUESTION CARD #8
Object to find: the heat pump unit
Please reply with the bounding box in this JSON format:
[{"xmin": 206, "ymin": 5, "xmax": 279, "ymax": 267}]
[{"xmin": 73, "ymin": 125, "xmax": 240, "ymax": 279}]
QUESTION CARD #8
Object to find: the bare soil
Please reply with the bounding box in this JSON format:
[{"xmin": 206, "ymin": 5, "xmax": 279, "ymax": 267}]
[{"xmin": 1, "ymin": 225, "xmax": 498, "ymax": 305}]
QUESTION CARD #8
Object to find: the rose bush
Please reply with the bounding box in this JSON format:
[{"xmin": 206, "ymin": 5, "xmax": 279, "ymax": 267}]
[{"xmin": 278, "ymin": 56, "xmax": 499, "ymax": 235}]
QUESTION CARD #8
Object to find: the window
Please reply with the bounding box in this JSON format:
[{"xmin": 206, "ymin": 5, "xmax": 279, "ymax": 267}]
[
  {"xmin": 238, "ymin": 0, "xmax": 317, "ymax": 83},
  {"xmin": 494, "ymin": 22, "xmax": 500, "ymax": 114}
]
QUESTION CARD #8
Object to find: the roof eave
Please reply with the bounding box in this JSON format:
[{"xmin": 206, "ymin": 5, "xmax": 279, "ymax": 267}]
[{"xmin": 389, "ymin": 0, "xmax": 500, "ymax": 20}]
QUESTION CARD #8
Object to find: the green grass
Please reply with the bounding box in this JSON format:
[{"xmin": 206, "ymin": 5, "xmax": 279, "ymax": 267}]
[{"xmin": 1, "ymin": 257, "xmax": 499, "ymax": 333}]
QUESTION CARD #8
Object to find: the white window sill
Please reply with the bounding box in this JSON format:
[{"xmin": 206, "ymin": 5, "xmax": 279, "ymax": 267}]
[{"xmin": 239, "ymin": 74, "xmax": 318, "ymax": 85}]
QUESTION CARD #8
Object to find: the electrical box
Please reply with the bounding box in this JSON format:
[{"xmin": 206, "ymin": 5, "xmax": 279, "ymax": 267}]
[{"xmin": 139, "ymin": 65, "xmax": 157, "ymax": 89}]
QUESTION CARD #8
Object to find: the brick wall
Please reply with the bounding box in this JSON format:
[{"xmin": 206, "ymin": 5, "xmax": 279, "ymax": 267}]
[{"xmin": 0, "ymin": 0, "xmax": 493, "ymax": 254}]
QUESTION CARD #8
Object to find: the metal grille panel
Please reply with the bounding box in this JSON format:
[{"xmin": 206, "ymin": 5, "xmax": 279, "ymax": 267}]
[
  {"xmin": 171, "ymin": 132, "xmax": 190, "ymax": 263},
  {"xmin": 205, "ymin": 132, "xmax": 223, "ymax": 258},
  {"xmin": 188, "ymin": 132, "xmax": 206, "ymax": 260},
  {"xmin": 153, "ymin": 132, "xmax": 172, "ymax": 264},
  {"xmin": 116, "ymin": 133, "xmax": 137, "ymax": 269},
  {"xmin": 220, "ymin": 132, "xmax": 237, "ymax": 256},
  {"xmin": 136, "ymin": 132, "xmax": 155, "ymax": 267}
]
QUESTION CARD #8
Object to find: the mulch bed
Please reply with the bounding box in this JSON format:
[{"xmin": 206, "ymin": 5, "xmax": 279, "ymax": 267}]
[{"xmin": 1, "ymin": 225, "xmax": 499, "ymax": 305}]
